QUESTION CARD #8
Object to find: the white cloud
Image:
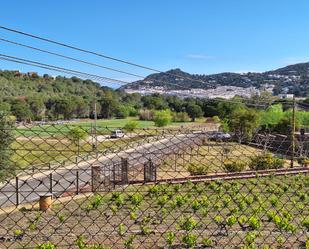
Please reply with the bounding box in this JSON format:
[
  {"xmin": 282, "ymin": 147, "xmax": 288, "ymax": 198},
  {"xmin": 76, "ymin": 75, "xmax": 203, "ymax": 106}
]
[{"xmin": 185, "ymin": 54, "xmax": 216, "ymax": 60}]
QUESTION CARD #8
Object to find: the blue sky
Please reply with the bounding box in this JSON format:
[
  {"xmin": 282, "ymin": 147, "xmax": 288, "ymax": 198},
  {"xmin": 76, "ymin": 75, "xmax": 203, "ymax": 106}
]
[{"xmin": 1, "ymin": 0, "xmax": 309, "ymax": 87}]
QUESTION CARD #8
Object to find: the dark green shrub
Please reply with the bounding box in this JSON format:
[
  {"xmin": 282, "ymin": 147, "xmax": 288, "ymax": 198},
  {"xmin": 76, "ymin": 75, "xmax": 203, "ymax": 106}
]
[
  {"xmin": 187, "ymin": 163, "xmax": 209, "ymax": 175},
  {"xmin": 224, "ymin": 160, "xmax": 246, "ymax": 172},
  {"xmin": 298, "ymin": 157, "xmax": 309, "ymax": 166},
  {"xmin": 249, "ymin": 153, "xmax": 284, "ymax": 170},
  {"xmin": 123, "ymin": 120, "xmax": 138, "ymax": 131}
]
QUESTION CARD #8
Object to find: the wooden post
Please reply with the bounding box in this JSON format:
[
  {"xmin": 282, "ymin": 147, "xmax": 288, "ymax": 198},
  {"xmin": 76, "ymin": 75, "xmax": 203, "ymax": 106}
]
[
  {"xmin": 91, "ymin": 165, "xmax": 101, "ymax": 192},
  {"xmin": 144, "ymin": 159, "xmax": 156, "ymax": 183},
  {"xmin": 112, "ymin": 164, "xmax": 116, "ymax": 189},
  {"xmin": 39, "ymin": 194, "xmax": 53, "ymax": 211},
  {"xmin": 121, "ymin": 158, "xmax": 128, "ymax": 185}
]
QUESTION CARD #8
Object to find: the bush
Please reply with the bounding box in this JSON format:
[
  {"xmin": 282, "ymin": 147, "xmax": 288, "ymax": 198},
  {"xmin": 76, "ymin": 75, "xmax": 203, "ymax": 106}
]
[
  {"xmin": 115, "ymin": 105, "xmax": 130, "ymax": 118},
  {"xmin": 298, "ymin": 157, "xmax": 309, "ymax": 166},
  {"xmin": 139, "ymin": 109, "xmax": 155, "ymax": 121},
  {"xmin": 172, "ymin": 112, "xmax": 190, "ymax": 122},
  {"xmin": 249, "ymin": 153, "xmax": 284, "ymax": 170},
  {"xmin": 188, "ymin": 163, "xmax": 209, "ymax": 175},
  {"xmin": 224, "ymin": 160, "xmax": 246, "ymax": 172},
  {"xmin": 123, "ymin": 121, "xmax": 138, "ymax": 131},
  {"xmin": 212, "ymin": 115, "xmax": 221, "ymax": 123},
  {"xmin": 154, "ymin": 110, "xmax": 172, "ymax": 127},
  {"xmin": 128, "ymin": 106, "xmax": 138, "ymax": 117}
]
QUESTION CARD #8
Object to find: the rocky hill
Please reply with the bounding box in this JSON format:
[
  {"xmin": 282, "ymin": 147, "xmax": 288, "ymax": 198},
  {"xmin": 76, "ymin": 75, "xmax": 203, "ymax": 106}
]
[{"xmin": 122, "ymin": 63, "xmax": 309, "ymax": 96}]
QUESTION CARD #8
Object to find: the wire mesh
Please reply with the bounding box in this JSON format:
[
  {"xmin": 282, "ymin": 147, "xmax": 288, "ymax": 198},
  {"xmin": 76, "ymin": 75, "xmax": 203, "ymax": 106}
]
[{"xmin": 0, "ymin": 123, "xmax": 308, "ymax": 248}]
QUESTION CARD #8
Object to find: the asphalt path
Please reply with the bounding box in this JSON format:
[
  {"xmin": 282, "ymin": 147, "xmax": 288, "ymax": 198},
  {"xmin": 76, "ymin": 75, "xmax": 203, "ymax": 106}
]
[{"xmin": 0, "ymin": 132, "xmax": 208, "ymax": 208}]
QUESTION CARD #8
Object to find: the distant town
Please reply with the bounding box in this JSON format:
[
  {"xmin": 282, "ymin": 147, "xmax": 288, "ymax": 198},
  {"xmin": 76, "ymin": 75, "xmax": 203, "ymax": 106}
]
[{"xmin": 125, "ymin": 83, "xmax": 296, "ymax": 100}]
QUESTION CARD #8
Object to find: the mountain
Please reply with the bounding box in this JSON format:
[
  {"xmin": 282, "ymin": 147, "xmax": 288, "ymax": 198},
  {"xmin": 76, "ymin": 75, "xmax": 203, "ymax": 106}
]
[{"xmin": 122, "ymin": 62, "xmax": 309, "ymax": 96}]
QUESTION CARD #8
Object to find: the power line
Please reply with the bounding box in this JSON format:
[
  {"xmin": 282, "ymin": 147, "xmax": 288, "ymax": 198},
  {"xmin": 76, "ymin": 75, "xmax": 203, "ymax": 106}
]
[
  {"xmin": 0, "ymin": 37, "xmax": 194, "ymax": 90},
  {"xmin": 0, "ymin": 25, "xmax": 213, "ymax": 86},
  {"xmin": 0, "ymin": 55, "xmax": 272, "ymax": 108},
  {"xmin": 0, "ymin": 56, "xmax": 120, "ymax": 85},
  {"xmin": 0, "ymin": 25, "xmax": 273, "ymax": 99},
  {"xmin": 0, "ymin": 38, "xmax": 194, "ymax": 90},
  {"xmin": 0, "ymin": 37, "xmax": 144, "ymax": 79},
  {"xmin": 0, "ymin": 54, "xmax": 130, "ymax": 85},
  {"xmin": 0, "ymin": 25, "xmax": 289, "ymax": 108}
]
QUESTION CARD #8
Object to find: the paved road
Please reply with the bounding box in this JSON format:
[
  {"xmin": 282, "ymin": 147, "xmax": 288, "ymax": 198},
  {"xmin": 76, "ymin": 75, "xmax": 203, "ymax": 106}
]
[{"xmin": 0, "ymin": 132, "xmax": 208, "ymax": 208}]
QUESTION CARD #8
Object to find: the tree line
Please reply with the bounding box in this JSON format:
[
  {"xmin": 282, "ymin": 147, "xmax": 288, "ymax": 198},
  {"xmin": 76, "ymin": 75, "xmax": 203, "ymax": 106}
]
[{"xmin": 1, "ymin": 70, "xmax": 308, "ymax": 135}]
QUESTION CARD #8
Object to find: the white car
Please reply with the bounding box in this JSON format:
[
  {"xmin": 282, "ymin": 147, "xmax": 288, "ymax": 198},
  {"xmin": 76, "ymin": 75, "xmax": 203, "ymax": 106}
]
[
  {"xmin": 110, "ymin": 129, "xmax": 125, "ymax": 138},
  {"xmin": 208, "ymin": 132, "xmax": 231, "ymax": 141}
]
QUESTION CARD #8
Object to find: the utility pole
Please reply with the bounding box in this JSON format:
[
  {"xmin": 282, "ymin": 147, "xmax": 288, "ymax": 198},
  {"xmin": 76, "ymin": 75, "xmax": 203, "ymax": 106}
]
[
  {"xmin": 290, "ymin": 96, "xmax": 296, "ymax": 168},
  {"xmin": 94, "ymin": 98, "xmax": 98, "ymax": 157}
]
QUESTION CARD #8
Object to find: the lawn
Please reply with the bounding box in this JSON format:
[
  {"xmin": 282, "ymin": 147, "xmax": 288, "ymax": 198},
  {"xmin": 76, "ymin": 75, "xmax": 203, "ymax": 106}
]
[
  {"xmin": 15, "ymin": 117, "xmax": 201, "ymax": 138},
  {"xmin": 11, "ymin": 134, "xmax": 155, "ymax": 171},
  {"xmin": 10, "ymin": 118, "xmax": 212, "ymax": 171}
]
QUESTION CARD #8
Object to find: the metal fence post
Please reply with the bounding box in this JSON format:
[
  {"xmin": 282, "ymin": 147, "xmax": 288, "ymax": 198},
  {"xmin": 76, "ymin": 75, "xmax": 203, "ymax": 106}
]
[
  {"xmin": 76, "ymin": 170, "xmax": 79, "ymax": 195},
  {"xmin": 121, "ymin": 158, "xmax": 128, "ymax": 185},
  {"xmin": 49, "ymin": 173, "xmax": 53, "ymax": 194},
  {"xmin": 15, "ymin": 177, "xmax": 19, "ymax": 207},
  {"xmin": 290, "ymin": 96, "xmax": 296, "ymax": 168}
]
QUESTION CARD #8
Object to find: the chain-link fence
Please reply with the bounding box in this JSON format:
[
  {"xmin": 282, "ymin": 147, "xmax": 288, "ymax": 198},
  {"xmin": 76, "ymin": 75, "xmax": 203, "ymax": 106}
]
[{"xmin": 0, "ymin": 122, "xmax": 308, "ymax": 248}]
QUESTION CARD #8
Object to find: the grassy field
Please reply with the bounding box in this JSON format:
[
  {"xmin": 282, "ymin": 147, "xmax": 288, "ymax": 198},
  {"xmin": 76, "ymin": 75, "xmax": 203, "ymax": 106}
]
[
  {"xmin": 15, "ymin": 117, "xmax": 204, "ymax": 138},
  {"xmin": 11, "ymin": 117, "xmax": 213, "ymax": 170},
  {"xmin": 11, "ymin": 134, "xmax": 156, "ymax": 170},
  {"xmin": 158, "ymin": 142, "xmax": 264, "ymax": 175},
  {"xmin": 1, "ymin": 173, "xmax": 308, "ymax": 248}
]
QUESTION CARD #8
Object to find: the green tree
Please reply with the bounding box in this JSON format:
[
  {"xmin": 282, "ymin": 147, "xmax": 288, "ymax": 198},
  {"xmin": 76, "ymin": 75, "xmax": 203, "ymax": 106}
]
[
  {"xmin": 166, "ymin": 96, "xmax": 185, "ymax": 112},
  {"xmin": 260, "ymin": 104, "xmax": 284, "ymax": 129},
  {"xmin": 72, "ymin": 96, "xmax": 90, "ymax": 118},
  {"xmin": 217, "ymin": 99, "xmax": 245, "ymax": 119},
  {"xmin": 0, "ymin": 112, "xmax": 15, "ymax": 181},
  {"xmin": 115, "ymin": 105, "xmax": 130, "ymax": 118},
  {"xmin": 28, "ymin": 95, "xmax": 46, "ymax": 120},
  {"xmin": 154, "ymin": 110, "xmax": 172, "ymax": 127},
  {"xmin": 186, "ymin": 103, "xmax": 203, "ymax": 122},
  {"xmin": 54, "ymin": 98, "xmax": 75, "ymax": 120},
  {"xmin": 272, "ymin": 116, "xmax": 297, "ymax": 135},
  {"xmin": 68, "ymin": 127, "xmax": 88, "ymax": 155},
  {"xmin": 0, "ymin": 102, "xmax": 11, "ymax": 112},
  {"xmin": 99, "ymin": 92, "xmax": 119, "ymax": 119},
  {"xmin": 142, "ymin": 94, "xmax": 168, "ymax": 110},
  {"xmin": 10, "ymin": 100, "xmax": 32, "ymax": 122},
  {"xmin": 229, "ymin": 107, "xmax": 260, "ymax": 142}
]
